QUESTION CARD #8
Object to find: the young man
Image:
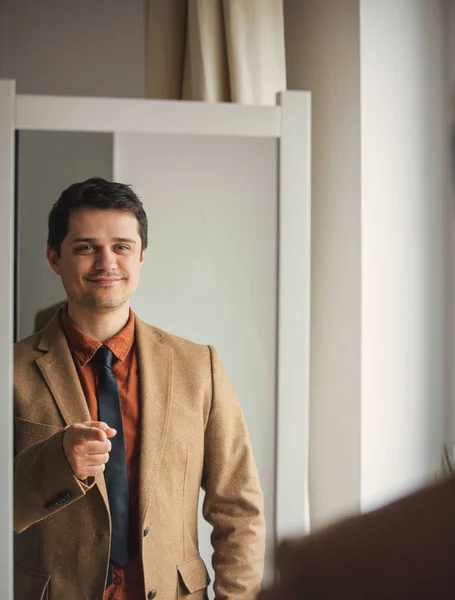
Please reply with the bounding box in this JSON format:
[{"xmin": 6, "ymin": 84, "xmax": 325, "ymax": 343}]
[{"xmin": 14, "ymin": 178, "xmax": 265, "ymax": 600}]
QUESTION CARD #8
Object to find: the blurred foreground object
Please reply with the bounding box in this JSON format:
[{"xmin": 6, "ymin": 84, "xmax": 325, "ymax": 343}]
[{"xmin": 259, "ymin": 475, "xmax": 455, "ymax": 600}]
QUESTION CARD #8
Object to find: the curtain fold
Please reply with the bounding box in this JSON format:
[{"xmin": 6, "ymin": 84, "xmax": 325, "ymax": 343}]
[{"xmin": 145, "ymin": 0, "xmax": 286, "ymax": 105}]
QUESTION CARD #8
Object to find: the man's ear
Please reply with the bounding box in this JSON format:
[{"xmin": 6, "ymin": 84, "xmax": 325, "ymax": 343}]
[
  {"xmin": 46, "ymin": 246, "xmax": 61, "ymax": 274},
  {"xmin": 140, "ymin": 250, "xmax": 145, "ymax": 265}
]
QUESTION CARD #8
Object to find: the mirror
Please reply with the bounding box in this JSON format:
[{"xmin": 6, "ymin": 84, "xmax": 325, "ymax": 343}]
[{"xmin": 14, "ymin": 129, "xmax": 279, "ymax": 597}]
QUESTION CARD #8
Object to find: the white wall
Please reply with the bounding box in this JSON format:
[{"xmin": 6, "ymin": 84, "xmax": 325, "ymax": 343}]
[
  {"xmin": 360, "ymin": 0, "xmax": 450, "ymax": 511},
  {"xmin": 284, "ymin": 0, "xmax": 362, "ymax": 528},
  {"xmin": 0, "ymin": 0, "xmax": 145, "ymax": 97},
  {"xmin": 285, "ymin": 0, "xmax": 451, "ymax": 525}
]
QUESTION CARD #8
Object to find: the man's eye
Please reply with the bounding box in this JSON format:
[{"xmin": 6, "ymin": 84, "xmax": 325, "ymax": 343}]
[
  {"xmin": 116, "ymin": 245, "xmax": 130, "ymax": 251},
  {"xmin": 75, "ymin": 245, "xmax": 94, "ymax": 252}
]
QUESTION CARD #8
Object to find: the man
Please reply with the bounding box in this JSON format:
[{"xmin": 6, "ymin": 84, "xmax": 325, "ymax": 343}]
[
  {"xmin": 14, "ymin": 177, "xmax": 265, "ymax": 600},
  {"xmin": 259, "ymin": 475, "xmax": 455, "ymax": 600}
]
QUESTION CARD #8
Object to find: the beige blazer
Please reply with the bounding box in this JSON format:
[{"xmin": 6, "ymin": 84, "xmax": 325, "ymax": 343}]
[{"xmin": 14, "ymin": 313, "xmax": 265, "ymax": 600}]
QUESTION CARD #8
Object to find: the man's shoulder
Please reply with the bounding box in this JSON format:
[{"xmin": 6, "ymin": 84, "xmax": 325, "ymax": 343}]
[
  {"xmin": 14, "ymin": 330, "xmax": 44, "ymax": 361},
  {"xmin": 136, "ymin": 319, "xmax": 212, "ymax": 359}
]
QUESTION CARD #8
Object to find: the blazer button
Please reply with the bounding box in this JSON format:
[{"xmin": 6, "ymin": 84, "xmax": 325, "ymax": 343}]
[
  {"xmin": 148, "ymin": 590, "xmax": 157, "ymax": 599},
  {"xmin": 143, "ymin": 527, "xmax": 149, "ymax": 537}
]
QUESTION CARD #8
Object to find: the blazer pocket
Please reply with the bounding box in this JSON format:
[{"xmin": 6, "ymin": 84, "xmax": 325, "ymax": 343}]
[
  {"xmin": 177, "ymin": 556, "xmax": 211, "ymax": 596},
  {"xmin": 14, "ymin": 565, "xmax": 50, "ymax": 600}
]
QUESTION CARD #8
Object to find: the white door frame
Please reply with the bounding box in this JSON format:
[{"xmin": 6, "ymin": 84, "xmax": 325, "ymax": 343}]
[
  {"xmin": 0, "ymin": 79, "xmax": 311, "ymax": 598},
  {"xmin": 0, "ymin": 79, "xmax": 15, "ymax": 600}
]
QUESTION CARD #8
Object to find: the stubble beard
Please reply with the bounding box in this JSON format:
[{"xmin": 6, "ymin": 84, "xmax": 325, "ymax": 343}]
[
  {"xmin": 79, "ymin": 291, "xmax": 128, "ymax": 310},
  {"xmin": 66, "ymin": 283, "xmax": 131, "ymax": 313}
]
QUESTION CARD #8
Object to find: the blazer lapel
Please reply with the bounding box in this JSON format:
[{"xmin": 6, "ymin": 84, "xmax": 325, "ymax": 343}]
[
  {"xmin": 135, "ymin": 318, "xmax": 173, "ymax": 530},
  {"xmin": 35, "ymin": 312, "xmax": 109, "ymax": 511},
  {"xmin": 36, "ymin": 315, "xmax": 91, "ymax": 426}
]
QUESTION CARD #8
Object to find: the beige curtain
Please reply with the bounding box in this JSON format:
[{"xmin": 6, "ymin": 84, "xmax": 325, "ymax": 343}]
[{"xmin": 144, "ymin": 0, "xmax": 286, "ymax": 105}]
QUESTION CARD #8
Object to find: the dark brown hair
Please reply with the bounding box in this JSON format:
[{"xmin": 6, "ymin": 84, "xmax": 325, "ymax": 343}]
[{"xmin": 47, "ymin": 177, "xmax": 148, "ymax": 255}]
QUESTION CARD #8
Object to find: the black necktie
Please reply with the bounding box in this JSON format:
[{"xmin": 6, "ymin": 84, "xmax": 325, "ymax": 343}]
[{"xmin": 94, "ymin": 346, "xmax": 130, "ymax": 588}]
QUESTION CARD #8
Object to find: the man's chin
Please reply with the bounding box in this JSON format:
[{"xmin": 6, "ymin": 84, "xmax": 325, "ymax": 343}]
[{"xmin": 73, "ymin": 294, "xmax": 129, "ymax": 311}]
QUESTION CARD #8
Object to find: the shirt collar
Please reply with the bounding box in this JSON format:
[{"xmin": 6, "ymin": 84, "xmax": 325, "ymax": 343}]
[{"xmin": 60, "ymin": 306, "xmax": 135, "ymax": 366}]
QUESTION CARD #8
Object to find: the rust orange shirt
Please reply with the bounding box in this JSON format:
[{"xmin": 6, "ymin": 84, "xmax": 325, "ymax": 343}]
[{"xmin": 61, "ymin": 308, "xmax": 144, "ymax": 600}]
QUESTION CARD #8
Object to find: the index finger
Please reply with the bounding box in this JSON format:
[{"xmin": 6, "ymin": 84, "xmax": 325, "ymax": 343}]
[
  {"xmin": 83, "ymin": 425, "xmax": 108, "ymax": 442},
  {"xmin": 88, "ymin": 421, "xmax": 117, "ymax": 438}
]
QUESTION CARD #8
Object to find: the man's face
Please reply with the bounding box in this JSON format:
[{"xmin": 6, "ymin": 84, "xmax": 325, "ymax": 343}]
[{"xmin": 47, "ymin": 208, "xmax": 145, "ymax": 312}]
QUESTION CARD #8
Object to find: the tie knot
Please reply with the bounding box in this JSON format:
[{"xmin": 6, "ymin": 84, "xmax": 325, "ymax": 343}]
[{"xmin": 94, "ymin": 345, "xmax": 114, "ymax": 369}]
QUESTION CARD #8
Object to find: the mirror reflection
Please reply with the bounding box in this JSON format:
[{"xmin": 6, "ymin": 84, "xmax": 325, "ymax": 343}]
[{"xmin": 14, "ymin": 131, "xmax": 278, "ymax": 600}]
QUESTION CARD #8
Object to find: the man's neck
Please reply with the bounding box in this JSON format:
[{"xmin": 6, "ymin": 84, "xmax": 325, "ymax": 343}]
[{"xmin": 66, "ymin": 302, "xmax": 131, "ymax": 343}]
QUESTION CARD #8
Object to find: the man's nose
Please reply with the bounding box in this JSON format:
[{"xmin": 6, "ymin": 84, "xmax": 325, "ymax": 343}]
[{"xmin": 94, "ymin": 248, "xmax": 117, "ymax": 272}]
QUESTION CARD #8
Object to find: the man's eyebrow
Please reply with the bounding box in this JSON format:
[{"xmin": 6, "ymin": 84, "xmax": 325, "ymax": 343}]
[
  {"xmin": 71, "ymin": 237, "xmax": 97, "ymax": 244},
  {"xmin": 70, "ymin": 237, "xmax": 137, "ymax": 244},
  {"xmin": 113, "ymin": 237, "xmax": 137, "ymax": 244}
]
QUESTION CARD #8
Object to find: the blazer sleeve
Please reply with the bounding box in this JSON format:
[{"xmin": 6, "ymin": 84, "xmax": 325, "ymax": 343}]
[
  {"xmin": 201, "ymin": 345, "xmax": 266, "ymax": 600},
  {"xmin": 14, "ymin": 426, "xmax": 96, "ymax": 534}
]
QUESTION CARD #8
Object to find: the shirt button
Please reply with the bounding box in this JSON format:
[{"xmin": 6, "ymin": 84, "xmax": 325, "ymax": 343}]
[
  {"xmin": 143, "ymin": 527, "xmax": 150, "ymax": 537},
  {"xmin": 148, "ymin": 590, "xmax": 157, "ymax": 599}
]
